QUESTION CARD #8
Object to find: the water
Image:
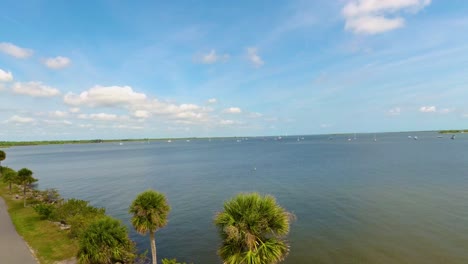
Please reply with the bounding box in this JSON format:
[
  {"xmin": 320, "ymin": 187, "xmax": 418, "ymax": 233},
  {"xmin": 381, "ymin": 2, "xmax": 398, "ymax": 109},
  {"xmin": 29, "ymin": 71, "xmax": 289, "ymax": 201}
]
[{"xmin": 3, "ymin": 132, "xmax": 468, "ymax": 263}]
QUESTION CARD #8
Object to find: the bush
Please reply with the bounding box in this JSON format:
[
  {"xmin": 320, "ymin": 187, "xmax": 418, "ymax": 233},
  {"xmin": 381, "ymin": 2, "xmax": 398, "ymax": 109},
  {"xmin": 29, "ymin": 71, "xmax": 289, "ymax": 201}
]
[
  {"xmin": 162, "ymin": 259, "xmax": 188, "ymax": 264},
  {"xmin": 77, "ymin": 217, "xmax": 135, "ymax": 264},
  {"xmin": 34, "ymin": 203, "xmax": 56, "ymax": 220},
  {"xmin": 54, "ymin": 198, "xmax": 105, "ymax": 223}
]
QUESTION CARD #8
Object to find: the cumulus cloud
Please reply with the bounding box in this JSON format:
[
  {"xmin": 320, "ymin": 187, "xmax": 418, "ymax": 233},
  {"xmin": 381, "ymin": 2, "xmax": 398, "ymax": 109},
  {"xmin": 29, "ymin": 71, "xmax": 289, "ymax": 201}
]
[
  {"xmin": 246, "ymin": 47, "xmax": 264, "ymax": 67},
  {"xmin": 220, "ymin": 119, "xmax": 235, "ymax": 125},
  {"xmin": 223, "ymin": 107, "xmax": 242, "ymax": 114},
  {"xmin": 194, "ymin": 50, "xmax": 229, "ymax": 64},
  {"xmin": 0, "ymin": 68, "xmax": 13, "ymax": 82},
  {"xmin": 342, "ymin": 0, "xmax": 431, "ymax": 34},
  {"xmin": 78, "ymin": 113, "xmax": 120, "ymax": 121},
  {"xmin": 207, "ymin": 98, "xmax": 217, "ymax": 104},
  {"xmin": 64, "ymin": 85, "xmax": 147, "ymax": 107},
  {"xmin": 49, "ymin": 111, "xmax": 69, "ymax": 118},
  {"xmin": 69, "ymin": 107, "xmax": 80, "ymax": 113},
  {"xmin": 6, "ymin": 115, "xmax": 35, "ymax": 124},
  {"xmin": 419, "ymin": 106, "xmax": 436, "ymax": 113},
  {"xmin": 12, "ymin": 82, "xmax": 61, "ymax": 97},
  {"xmin": 44, "ymin": 56, "xmax": 71, "ymax": 69},
  {"xmin": 249, "ymin": 112, "xmax": 263, "ymax": 118},
  {"xmin": 388, "ymin": 107, "xmax": 401, "ymax": 116},
  {"xmin": 0, "ymin": 42, "xmax": 34, "ymax": 58},
  {"xmin": 133, "ymin": 110, "xmax": 150, "ymax": 119}
]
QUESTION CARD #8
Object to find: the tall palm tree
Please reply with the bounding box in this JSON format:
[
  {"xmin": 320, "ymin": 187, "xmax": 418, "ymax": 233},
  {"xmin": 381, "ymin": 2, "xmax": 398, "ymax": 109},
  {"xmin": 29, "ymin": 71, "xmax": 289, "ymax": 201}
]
[
  {"xmin": 214, "ymin": 193, "xmax": 294, "ymax": 264},
  {"xmin": 0, "ymin": 150, "xmax": 5, "ymax": 177},
  {"xmin": 77, "ymin": 216, "xmax": 135, "ymax": 264},
  {"xmin": 129, "ymin": 190, "xmax": 171, "ymax": 264},
  {"xmin": 17, "ymin": 168, "xmax": 37, "ymax": 207}
]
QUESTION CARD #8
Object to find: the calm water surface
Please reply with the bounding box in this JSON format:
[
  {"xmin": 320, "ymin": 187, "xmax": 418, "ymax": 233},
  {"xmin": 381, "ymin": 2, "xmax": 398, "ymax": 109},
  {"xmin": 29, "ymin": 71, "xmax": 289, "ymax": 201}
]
[{"xmin": 4, "ymin": 132, "xmax": 468, "ymax": 263}]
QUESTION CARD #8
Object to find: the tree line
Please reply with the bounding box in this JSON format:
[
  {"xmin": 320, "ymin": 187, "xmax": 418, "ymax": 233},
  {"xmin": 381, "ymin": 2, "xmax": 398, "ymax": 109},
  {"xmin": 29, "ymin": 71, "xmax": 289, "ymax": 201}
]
[{"xmin": 0, "ymin": 150, "xmax": 294, "ymax": 264}]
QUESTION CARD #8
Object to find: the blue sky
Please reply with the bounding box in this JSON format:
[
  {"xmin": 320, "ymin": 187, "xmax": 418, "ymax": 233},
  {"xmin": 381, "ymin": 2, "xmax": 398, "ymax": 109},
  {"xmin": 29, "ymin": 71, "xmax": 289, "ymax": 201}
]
[{"xmin": 1, "ymin": 0, "xmax": 468, "ymax": 140}]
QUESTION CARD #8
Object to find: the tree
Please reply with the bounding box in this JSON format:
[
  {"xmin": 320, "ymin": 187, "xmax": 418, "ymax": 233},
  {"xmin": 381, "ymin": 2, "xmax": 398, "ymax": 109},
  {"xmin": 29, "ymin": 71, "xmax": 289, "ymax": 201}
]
[
  {"xmin": 1, "ymin": 166, "xmax": 17, "ymax": 193},
  {"xmin": 129, "ymin": 190, "xmax": 171, "ymax": 264},
  {"xmin": 17, "ymin": 168, "xmax": 38, "ymax": 207},
  {"xmin": 77, "ymin": 216, "xmax": 135, "ymax": 264},
  {"xmin": 214, "ymin": 193, "xmax": 294, "ymax": 264},
  {"xmin": 0, "ymin": 150, "xmax": 5, "ymax": 177}
]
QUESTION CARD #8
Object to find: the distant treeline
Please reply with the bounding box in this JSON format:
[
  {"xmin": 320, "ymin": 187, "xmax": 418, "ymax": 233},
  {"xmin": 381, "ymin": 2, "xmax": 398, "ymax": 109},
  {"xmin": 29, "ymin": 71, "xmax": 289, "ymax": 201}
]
[
  {"xmin": 0, "ymin": 138, "xmax": 176, "ymax": 147},
  {"xmin": 439, "ymin": 130, "xmax": 468, "ymax": 134}
]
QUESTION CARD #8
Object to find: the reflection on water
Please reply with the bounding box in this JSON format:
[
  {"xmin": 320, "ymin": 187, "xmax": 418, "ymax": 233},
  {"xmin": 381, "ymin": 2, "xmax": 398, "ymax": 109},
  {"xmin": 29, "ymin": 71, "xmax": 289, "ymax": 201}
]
[{"xmin": 4, "ymin": 132, "xmax": 468, "ymax": 263}]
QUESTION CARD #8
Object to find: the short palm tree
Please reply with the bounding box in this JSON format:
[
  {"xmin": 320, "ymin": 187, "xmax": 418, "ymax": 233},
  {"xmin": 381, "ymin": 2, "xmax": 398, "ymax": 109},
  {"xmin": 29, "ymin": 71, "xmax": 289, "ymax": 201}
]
[
  {"xmin": 214, "ymin": 193, "xmax": 294, "ymax": 264},
  {"xmin": 129, "ymin": 190, "xmax": 171, "ymax": 264},
  {"xmin": 17, "ymin": 168, "xmax": 37, "ymax": 207},
  {"xmin": 77, "ymin": 216, "xmax": 135, "ymax": 264},
  {"xmin": 1, "ymin": 167, "xmax": 17, "ymax": 193}
]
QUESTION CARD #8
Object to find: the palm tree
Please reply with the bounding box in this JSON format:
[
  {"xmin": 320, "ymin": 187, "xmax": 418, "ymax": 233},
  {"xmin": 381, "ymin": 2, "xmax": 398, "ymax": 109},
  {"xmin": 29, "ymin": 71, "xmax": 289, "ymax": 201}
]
[
  {"xmin": 17, "ymin": 168, "xmax": 37, "ymax": 207},
  {"xmin": 214, "ymin": 193, "xmax": 294, "ymax": 264},
  {"xmin": 77, "ymin": 216, "xmax": 135, "ymax": 264},
  {"xmin": 1, "ymin": 167, "xmax": 17, "ymax": 193},
  {"xmin": 0, "ymin": 150, "xmax": 5, "ymax": 177},
  {"xmin": 129, "ymin": 190, "xmax": 171, "ymax": 264}
]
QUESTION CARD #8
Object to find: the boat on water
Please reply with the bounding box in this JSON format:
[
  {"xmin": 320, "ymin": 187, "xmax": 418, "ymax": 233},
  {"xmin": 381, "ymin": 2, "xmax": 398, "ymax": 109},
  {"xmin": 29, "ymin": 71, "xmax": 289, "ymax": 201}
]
[
  {"xmin": 413, "ymin": 136, "xmax": 418, "ymax": 140},
  {"xmin": 167, "ymin": 140, "xmax": 172, "ymax": 143},
  {"xmin": 451, "ymin": 135, "xmax": 455, "ymax": 140}
]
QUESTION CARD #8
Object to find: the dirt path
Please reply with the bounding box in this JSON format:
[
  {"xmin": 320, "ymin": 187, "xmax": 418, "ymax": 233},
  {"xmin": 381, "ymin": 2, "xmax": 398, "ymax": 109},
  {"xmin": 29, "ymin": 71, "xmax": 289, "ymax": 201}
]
[{"xmin": 0, "ymin": 197, "xmax": 37, "ymax": 264}]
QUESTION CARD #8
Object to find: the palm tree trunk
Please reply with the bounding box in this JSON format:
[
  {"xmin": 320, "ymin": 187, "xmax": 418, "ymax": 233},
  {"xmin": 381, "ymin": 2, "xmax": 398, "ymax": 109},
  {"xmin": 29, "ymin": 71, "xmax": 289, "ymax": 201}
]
[
  {"xmin": 23, "ymin": 183, "xmax": 26, "ymax": 207},
  {"xmin": 150, "ymin": 231, "xmax": 157, "ymax": 264}
]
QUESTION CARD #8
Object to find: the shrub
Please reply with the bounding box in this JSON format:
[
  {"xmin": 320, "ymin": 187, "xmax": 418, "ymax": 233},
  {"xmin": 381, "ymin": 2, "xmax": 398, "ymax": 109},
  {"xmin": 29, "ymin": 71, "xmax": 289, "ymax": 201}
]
[{"xmin": 33, "ymin": 203, "xmax": 56, "ymax": 220}]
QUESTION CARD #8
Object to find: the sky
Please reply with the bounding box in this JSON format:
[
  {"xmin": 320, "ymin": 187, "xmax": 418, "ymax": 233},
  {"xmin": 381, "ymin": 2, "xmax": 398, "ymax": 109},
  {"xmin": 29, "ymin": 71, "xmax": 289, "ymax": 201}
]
[{"xmin": 1, "ymin": 0, "xmax": 468, "ymax": 140}]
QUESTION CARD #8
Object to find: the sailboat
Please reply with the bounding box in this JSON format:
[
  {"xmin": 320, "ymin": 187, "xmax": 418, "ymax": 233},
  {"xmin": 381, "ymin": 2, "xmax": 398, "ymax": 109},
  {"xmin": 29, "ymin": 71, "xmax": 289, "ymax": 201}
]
[{"xmin": 373, "ymin": 134, "xmax": 377, "ymax": 142}]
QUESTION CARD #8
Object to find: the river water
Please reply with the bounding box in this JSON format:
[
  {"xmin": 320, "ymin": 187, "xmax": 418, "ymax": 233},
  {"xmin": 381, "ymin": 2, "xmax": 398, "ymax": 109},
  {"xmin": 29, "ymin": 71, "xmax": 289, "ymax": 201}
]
[{"xmin": 4, "ymin": 132, "xmax": 468, "ymax": 263}]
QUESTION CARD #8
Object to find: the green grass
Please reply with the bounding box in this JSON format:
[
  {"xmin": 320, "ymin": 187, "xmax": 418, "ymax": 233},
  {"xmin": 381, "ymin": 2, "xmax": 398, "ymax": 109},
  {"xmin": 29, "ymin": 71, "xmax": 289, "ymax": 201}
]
[{"xmin": 0, "ymin": 182, "xmax": 78, "ymax": 264}]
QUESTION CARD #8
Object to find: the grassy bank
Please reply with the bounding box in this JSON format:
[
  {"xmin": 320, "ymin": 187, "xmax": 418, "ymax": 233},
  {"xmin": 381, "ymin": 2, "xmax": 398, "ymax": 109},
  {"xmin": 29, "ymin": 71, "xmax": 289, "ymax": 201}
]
[{"xmin": 0, "ymin": 182, "xmax": 78, "ymax": 264}]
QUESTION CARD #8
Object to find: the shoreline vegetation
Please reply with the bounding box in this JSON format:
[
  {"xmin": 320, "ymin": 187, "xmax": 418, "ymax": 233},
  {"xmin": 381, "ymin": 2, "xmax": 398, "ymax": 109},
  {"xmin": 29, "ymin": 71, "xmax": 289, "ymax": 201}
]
[{"xmin": 0, "ymin": 149, "xmax": 293, "ymax": 264}]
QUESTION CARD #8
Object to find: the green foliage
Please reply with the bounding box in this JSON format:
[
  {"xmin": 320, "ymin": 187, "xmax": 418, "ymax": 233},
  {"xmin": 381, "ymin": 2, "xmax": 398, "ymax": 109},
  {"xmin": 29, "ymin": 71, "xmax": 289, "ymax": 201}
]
[
  {"xmin": 1, "ymin": 166, "xmax": 17, "ymax": 192},
  {"xmin": 162, "ymin": 258, "xmax": 187, "ymax": 264},
  {"xmin": 214, "ymin": 193, "xmax": 293, "ymax": 264},
  {"xmin": 34, "ymin": 203, "xmax": 56, "ymax": 219},
  {"xmin": 0, "ymin": 150, "xmax": 5, "ymax": 163},
  {"xmin": 17, "ymin": 168, "xmax": 38, "ymax": 185},
  {"xmin": 77, "ymin": 216, "xmax": 136, "ymax": 264},
  {"xmin": 52, "ymin": 198, "xmax": 106, "ymax": 237},
  {"xmin": 129, "ymin": 190, "xmax": 171, "ymax": 235}
]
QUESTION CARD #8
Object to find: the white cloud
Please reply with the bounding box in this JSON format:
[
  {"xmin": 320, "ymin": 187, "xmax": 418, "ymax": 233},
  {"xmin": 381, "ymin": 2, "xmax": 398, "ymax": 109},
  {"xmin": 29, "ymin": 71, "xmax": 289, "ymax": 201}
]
[
  {"xmin": 49, "ymin": 111, "xmax": 69, "ymax": 118},
  {"xmin": 0, "ymin": 42, "xmax": 34, "ymax": 58},
  {"xmin": 249, "ymin": 112, "xmax": 263, "ymax": 118},
  {"xmin": 320, "ymin": 123, "xmax": 332, "ymax": 128},
  {"xmin": 0, "ymin": 69, "xmax": 13, "ymax": 82},
  {"xmin": 133, "ymin": 110, "xmax": 150, "ymax": 118},
  {"xmin": 78, "ymin": 113, "xmax": 120, "ymax": 121},
  {"xmin": 7, "ymin": 115, "xmax": 35, "ymax": 124},
  {"xmin": 12, "ymin": 82, "xmax": 61, "ymax": 97},
  {"xmin": 220, "ymin": 119, "xmax": 235, "ymax": 125},
  {"xmin": 44, "ymin": 56, "xmax": 71, "ymax": 69},
  {"xmin": 388, "ymin": 107, "xmax": 401, "ymax": 116},
  {"xmin": 345, "ymin": 16, "xmax": 405, "ymax": 34},
  {"xmin": 195, "ymin": 50, "xmax": 229, "ymax": 64},
  {"xmin": 246, "ymin": 47, "xmax": 264, "ymax": 67},
  {"xmin": 342, "ymin": 0, "xmax": 431, "ymax": 34},
  {"xmin": 223, "ymin": 107, "xmax": 242, "ymax": 114},
  {"xmin": 207, "ymin": 98, "xmax": 217, "ymax": 104},
  {"xmin": 64, "ymin": 85, "xmax": 147, "ymax": 107},
  {"xmin": 419, "ymin": 106, "xmax": 436, "ymax": 113},
  {"xmin": 69, "ymin": 107, "xmax": 80, "ymax": 113},
  {"xmin": 439, "ymin": 108, "xmax": 454, "ymax": 114}
]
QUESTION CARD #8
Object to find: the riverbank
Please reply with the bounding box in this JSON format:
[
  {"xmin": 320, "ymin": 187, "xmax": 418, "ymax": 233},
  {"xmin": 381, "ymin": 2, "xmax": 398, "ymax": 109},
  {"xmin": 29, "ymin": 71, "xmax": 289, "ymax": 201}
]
[{"xmin": 0, "ymin": 181, "xmax": 78, "ymax": 264}]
